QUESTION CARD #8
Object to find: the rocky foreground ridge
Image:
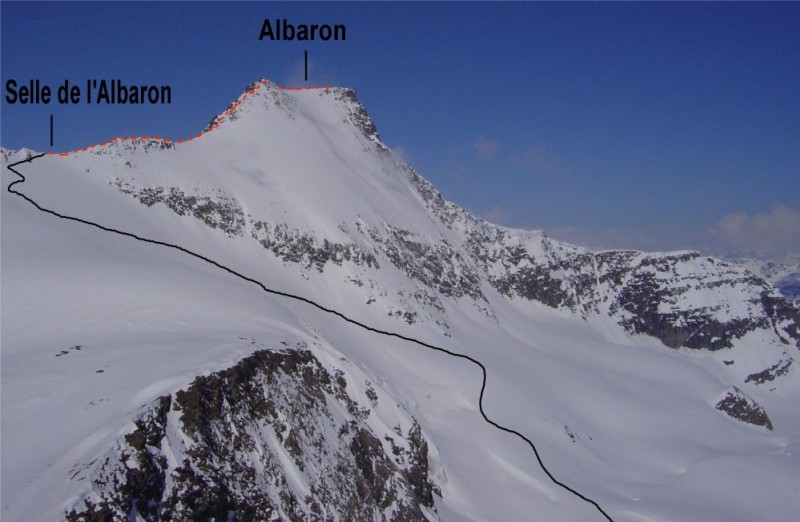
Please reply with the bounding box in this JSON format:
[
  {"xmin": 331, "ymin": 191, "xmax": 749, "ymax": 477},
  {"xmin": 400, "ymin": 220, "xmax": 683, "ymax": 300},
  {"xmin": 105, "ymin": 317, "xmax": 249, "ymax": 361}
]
[{"xmin": 66, "ymin": 346, "xmax": 438, "ymax": 521}]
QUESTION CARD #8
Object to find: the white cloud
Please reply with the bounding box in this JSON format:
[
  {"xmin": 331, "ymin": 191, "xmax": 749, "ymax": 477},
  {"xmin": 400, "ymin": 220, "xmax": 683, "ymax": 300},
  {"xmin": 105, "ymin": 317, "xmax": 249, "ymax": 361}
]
[
  {"xmin": 545, "ymin": 226, "xmax": 679, "ymax": 252},
  {"xmin": 282, "ymin": 59, "xmax": 309, "ymax": 87},
  {"xmin": 540, "ymin": 205, "xmax": 800, "ymax": 261},
  {"xmin": 391, "ymin": 144, "xmax": 411, "ymax": 162},
  {"xmin": 708, "ymin": 204, "xmax": 800, "ymax": 259},
  {"xmin": 482, "ymin": 205, "xmax": 511, "ymax": 225},
  {"xmin": 473, "ymin": 137, "xmax": 498, "ymax": 159},
  {"xmin": 511, "ymin": 146, "xmax": 552, "ymax": 172},
  {"xmin": 281, "ymin": 55, "xmax": 332, "ymax": 87}
]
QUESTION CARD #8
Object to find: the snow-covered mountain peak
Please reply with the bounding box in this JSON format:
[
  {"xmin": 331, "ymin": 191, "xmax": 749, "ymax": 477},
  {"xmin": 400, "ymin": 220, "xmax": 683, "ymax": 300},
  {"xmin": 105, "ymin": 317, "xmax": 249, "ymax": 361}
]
[
  {"xmin": 204, "ymin": 79, "xmax": 383, "ymax": 146},
  {"xmin": 12, "ymin": 79, "xmax": 800, "ymax": 361},
  {"xmin": 4, "ymin": 78, "xmax": 800, "ymax": 522},
  {"xmin": 1, "ymin": 147, "xmax": 38, "ymax": 163},
  {"xmin": 38, "ymin": 81, "xmax": 419, "ymax": 241},
  {"xmin": 67, "ymin": 79, "xmax": 384, "ymax": 166}
]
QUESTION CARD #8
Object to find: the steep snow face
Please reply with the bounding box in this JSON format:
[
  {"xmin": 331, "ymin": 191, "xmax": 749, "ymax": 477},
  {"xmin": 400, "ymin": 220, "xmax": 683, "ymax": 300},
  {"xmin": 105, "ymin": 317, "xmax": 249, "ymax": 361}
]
[{"xmin": 3, "ymin": 80, "xmax": 800, "ymax": 522}]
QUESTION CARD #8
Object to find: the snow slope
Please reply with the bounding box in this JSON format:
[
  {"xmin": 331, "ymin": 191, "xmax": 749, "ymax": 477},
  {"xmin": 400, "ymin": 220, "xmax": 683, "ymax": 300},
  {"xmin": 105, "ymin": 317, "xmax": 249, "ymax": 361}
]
[{"xmin": 2, "ymin": 80, "xmax": 799, "ymax": 521}]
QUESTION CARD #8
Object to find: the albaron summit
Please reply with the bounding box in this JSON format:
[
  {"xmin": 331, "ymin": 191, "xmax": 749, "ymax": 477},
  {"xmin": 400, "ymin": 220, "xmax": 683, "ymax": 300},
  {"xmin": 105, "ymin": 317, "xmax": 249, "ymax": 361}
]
[{"xmin": 259, "ymin": 19, "xmax": 346, "ymax": 41}]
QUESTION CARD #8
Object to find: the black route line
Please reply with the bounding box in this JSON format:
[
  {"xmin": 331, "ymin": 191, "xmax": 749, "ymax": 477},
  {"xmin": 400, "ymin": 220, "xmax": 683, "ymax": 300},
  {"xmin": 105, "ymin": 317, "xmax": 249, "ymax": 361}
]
[{"xmin": 6, "ymin": 152, "xmax": 615, "ymax": 522}]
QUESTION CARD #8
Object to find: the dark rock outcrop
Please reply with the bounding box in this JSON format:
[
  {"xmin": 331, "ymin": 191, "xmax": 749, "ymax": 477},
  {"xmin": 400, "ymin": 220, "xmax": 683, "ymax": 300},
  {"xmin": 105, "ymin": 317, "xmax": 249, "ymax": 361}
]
[
  {"xmin": 113, "ymin": 180, "xmax": 246, "ymax": 237},
  {"xmin": 715, "ymin": 387, "xmax": 774, "ymax": 430},
  {"xmin": 67, "ymin": 347, "xmax": 438, "ymax": 521}
]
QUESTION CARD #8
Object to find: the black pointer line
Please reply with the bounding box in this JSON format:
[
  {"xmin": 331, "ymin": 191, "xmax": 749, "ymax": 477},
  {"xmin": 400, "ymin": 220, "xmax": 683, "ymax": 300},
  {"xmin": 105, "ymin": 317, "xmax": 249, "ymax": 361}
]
[{"xmin": 6, "ymin": 152, "xmax": 615, "ymax": 522}]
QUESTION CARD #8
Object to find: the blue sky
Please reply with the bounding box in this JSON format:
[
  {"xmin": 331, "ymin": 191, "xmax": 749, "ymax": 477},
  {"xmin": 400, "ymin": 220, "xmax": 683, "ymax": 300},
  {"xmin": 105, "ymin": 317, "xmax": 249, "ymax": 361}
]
[{"xmin": 2, "ymin": 2, "xmax": 798, "ymax": 258}]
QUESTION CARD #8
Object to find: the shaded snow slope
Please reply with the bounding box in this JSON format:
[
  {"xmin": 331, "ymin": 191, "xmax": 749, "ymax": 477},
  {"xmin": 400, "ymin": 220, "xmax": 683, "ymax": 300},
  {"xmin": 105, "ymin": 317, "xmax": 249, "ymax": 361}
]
[{"xmin": 3, "ymin": 80, "xmax": 799, "ymax": 521}]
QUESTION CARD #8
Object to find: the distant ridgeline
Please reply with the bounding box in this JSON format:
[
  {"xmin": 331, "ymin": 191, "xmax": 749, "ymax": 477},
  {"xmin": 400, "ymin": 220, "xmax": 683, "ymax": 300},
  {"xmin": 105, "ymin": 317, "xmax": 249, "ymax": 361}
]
[{"xmin": 259, "ymin": 19, "xmax": 346, "ymax": 41}]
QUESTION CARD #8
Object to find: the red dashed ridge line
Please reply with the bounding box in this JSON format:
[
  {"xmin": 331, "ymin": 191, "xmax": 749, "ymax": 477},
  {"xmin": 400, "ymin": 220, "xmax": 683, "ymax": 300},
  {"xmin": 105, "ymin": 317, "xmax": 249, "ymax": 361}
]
[{"xmin": 48, "ymin": 79, "xmax": 333, "ymax": 157}]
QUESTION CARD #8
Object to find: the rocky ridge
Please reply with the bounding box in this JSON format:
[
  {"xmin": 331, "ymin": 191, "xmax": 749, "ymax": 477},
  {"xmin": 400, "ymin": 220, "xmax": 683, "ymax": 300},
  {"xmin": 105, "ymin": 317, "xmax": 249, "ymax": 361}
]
[{"xmin": 66, "ymin": 346, "xmax": 439, "ymax": 521}]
